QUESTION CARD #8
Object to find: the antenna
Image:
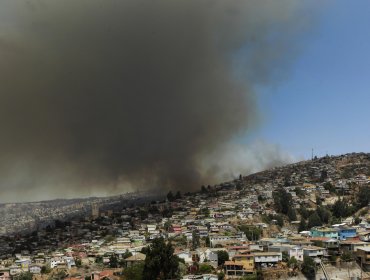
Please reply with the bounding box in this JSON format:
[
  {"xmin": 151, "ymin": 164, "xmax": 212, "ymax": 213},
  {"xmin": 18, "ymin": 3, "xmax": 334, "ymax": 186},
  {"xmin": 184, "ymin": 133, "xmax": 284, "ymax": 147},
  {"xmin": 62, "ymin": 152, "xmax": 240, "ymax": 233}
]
[{"xmin": 311, "ymin": 148, "xmax": 314, "ymax": 160}]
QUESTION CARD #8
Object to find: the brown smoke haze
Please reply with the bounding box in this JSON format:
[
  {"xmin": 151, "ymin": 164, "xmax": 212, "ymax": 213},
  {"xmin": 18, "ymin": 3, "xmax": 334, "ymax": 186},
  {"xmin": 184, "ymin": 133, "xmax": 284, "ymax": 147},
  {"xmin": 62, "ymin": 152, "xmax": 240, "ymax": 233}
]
[{"xmin": 0, "ymin": 0, "xmax": 316, "ymax": 202}]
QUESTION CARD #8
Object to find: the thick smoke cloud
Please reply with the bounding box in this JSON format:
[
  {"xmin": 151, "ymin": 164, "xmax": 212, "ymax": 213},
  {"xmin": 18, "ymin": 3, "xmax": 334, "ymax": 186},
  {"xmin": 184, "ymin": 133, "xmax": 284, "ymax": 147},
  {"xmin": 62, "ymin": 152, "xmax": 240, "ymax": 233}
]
[{"xmin": 0, "ymin": 0, "xmax": 313, "ymax": 201}]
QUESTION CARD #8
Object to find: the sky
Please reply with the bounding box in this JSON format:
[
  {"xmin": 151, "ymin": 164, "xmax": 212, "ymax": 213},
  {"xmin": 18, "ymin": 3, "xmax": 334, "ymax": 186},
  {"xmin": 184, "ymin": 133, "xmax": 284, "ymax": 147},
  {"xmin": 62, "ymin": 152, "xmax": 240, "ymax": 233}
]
[
  {"xmin": 0, "ymin": 1, "xmax": 369, "ymax": 202},
  {"xmin": 250, "ymin": 1, "xmax": 370, "ymax": 159}
]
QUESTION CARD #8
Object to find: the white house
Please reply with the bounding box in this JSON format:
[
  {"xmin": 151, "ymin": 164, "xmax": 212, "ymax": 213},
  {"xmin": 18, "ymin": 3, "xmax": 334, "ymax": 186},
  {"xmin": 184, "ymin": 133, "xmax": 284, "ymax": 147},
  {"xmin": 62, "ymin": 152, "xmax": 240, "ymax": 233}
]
[
  {"xmin": 289, "ymin": 247, "xmax": 304, "ymax": 262},
  {"xmin": 253, "ymin": 252, "xmax": 282, "ymax": 267}
]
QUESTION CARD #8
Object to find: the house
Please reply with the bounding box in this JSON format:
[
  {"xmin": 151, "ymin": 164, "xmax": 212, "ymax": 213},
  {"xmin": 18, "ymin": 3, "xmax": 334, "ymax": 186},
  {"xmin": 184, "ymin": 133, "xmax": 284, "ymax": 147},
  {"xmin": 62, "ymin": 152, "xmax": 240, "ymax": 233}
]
[
  {"xmin": 0, "ymin": 269, "xmax": 11, "ymax": 280},
  {"xmin": 170, "ymin": 224, "xmax": 183, "ymax": 234},
  {"xmin": 181, "ymin": 274, "xmax": 218, "ymax": 280},
  {"xmin": 124, "ymin": 252, "xmax": 146, "ymax": 268},
  {"xmin": 232, "ymin": 254, "xmax": 254, "ymax": 272},
  {"xmin": 146, "ymin": 225, "xmax": 156, "ymax": 233},
  {"xmin": 340, "ymin": 240, "xmax": 370, "ymax": 252},
  {"xmin": 302, "ymin": 246, "xmax": 326, "ymax": 258},
  {"xmin": 336, "ymin": 226, "xmax": 357, "ymax": 240},
  {"xmin": 9, "ymin": 266, "xmax": 22, "ymax": 276},
  {"xmin": 356, "ymin": 247, "xmax": 370, "ymax": 271},
  {"xmin": 224, "ymin": 260, "xmax": 255, "ymax": 278},
  {"xmin": 92, "ymin": 270, "xmax": 119, "ymax": 280},
  {"xmin": 14, "ymin": 259, "xmax": 31, "ymax": 270},
  {"xmin": 252, "ymin": 252, "xmax": 282, "ymax": 268},
  {"xmin": 358, "ymin": 231, "xmax": 370, "ymax": 242},
  {"xmin": 29, "ymin": 264, "xmax": 42, "ymax": 274},
  {"xmin": 310, "ymin": 227, "xmax": 339, "ymax": 239},
  {"xmin": 176, "ymin": 250, "xmax": 193, "ymax": 264},
  {"xmin": 289, "ymin": 247, "xmax": 304, "ymax": 262}
]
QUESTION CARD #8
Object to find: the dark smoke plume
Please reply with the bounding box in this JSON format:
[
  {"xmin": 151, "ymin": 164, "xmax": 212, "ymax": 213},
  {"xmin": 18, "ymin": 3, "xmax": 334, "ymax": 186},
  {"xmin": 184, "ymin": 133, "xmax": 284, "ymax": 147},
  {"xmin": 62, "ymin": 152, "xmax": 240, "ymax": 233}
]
[{"xmin": 0, "ymin": 0, "xmax": 314, "ymax": 201}]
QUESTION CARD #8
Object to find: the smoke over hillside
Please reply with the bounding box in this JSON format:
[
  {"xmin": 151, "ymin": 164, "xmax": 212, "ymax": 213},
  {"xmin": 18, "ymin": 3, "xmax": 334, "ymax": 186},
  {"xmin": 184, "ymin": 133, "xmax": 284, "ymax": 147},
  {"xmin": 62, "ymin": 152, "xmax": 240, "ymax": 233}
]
[{"xmin": 0, "ymin": 0, "xmax": 314, "ymax": 201}]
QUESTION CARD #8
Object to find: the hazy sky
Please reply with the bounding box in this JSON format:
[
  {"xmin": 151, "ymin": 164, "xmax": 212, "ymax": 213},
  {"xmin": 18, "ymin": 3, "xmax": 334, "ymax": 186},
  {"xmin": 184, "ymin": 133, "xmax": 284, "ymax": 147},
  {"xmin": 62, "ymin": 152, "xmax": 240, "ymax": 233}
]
[
  {"xmin": 0, "ymin": 1, "xmax": 368, "ymax": 202},
  {"xmin": 249, "ymin": 0, "xmax": 370, "ymax": 159}
]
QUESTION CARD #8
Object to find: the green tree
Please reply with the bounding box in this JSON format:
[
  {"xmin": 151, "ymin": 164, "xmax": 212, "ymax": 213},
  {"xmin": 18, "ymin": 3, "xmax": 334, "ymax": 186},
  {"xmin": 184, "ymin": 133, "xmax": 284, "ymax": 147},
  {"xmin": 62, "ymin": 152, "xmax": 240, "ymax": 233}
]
[
  {"xmin": 301, "ymin": 256, "xmax": 316, "ymax": 279},
  {"xmin": 16, "ymin": 272, "xmax": 33, "ymax": 280},
  {"xmin": 357, "ymin": 186, "xmax": 370, "ymax": 208},
  {"xmin": 75, "ymin": 257, "xmax": 82, "ymax": 268},
  {"xmin": 287, "ymin": 207, "xmax": 297, "ymax": 221},
  {"xmin": 341, "ymin": 251, "xmax": 353, "ymax": 262},
  {"xmin": 299, "ymin": 206, "xmax": 310, "ymax": 220},
  {"xmin": 199, "ymin": 263, "xmax": 213, "ymax": 274},
  {"xmin": 294, "ymin": 187, "xmax": 305, "ymax": 198},
  {"xmin": 288, "ymin": 256, "xmax": 298, "ymax": 269},
  {"xmin": 323, "ymin": 182, "xmax": 336, "ymax": 193},
  {"xmin": 239, "ymin": 225, "xmax": 262, "ymax": 241},
  {"xmin": 123, "ymin": 263, "xmax": 144, "ymax": 280},
  {"xmin": 273, "ymin": 188, "xmax": 293, "ymax": 215},
  {"xmin": 205, "ymin": 236, "xmax": 211, "ymax": 247},
  {"xmin": 316, "ymin": 206, "xmax": 331, "ymax": 224},
  {"xmin": 95, "ymin": 255, "xmax": 103, "ymax": 263},
  {"xmin": 123, "ymin": 249, "xmax": 133, "ymax": 259},
  {"xmin": 192, "ymin": 230, "xmax": 200, "ymax": 250},
  {"xmin": 332, "ymin": 199, "xmax": 350, "ymax": 218},
  {"xmin": 217, "ymin": 251, "xmax": 229, "ymax": 266},
  {"xmin": 41, "ymin": 265, "xmax": 51, "ymax": 274},
  {"xmin": 109, "ymin": 254, "xmax": 119, "ymax": 268},
  {"xmin": 275, "ymin": 215, "xmax": 284, "ymax": 227},
  {"xmin": 298, "ymin": 218, "xmax": 307, "ymax": 232},
  {"xmin": 217, "ymin": 272, "xmax": 225, "ymax": 280},
  {"xmin": 308, "ymin": 212, "xmax": 322, "ymax": 228},
  {"xmin": 142, "ymin": 238, "xmax": 180, "ymax": 280}
]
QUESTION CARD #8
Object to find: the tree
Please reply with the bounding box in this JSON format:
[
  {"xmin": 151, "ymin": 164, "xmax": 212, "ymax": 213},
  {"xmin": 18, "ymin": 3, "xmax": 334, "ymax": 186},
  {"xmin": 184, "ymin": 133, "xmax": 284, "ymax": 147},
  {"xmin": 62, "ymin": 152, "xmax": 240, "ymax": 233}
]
[
  {"xmin": 320, "ymin": 170, "xmax": 328, "ymax": 182},
  {"xmin": 275, "ymin": 215, "xmax": 284, "ymax": 227},
  {"xmin": 205, "ymin": 236, "xmax": 211, "ymax": 247},
  {"xmin": 95, "ymin": 255, "xmax": 103, "ymax": 263},
  {"xmin": 192, "ymin": 230, "xmax": 200, "ymax": 250},
  {"xmin": 323, "ymin": 182, "xmax": 336, "ymax": 193},
  {"xmin": 288, "ymin": 256, "xmax": 298, "ymax": 269},
  {"xmin": 201, "ymin": 185, "xmax": 207, "ymax": 193},
  {"xmin": 16, "ymin": 272, "xmax": 33, "ymax": 280},
  {"xmin": 239, "ymin": 225, "xmax": 262, "ymax": 241},
  {"xmin": 142, "ymin": 238, "xmax": 180, "ymax": 280},
  {"xmin": 299, "ymin": 206, "xmax": 310, "ymax": 220},
  {"xmin": 109, "ymin": 254, "xmax": 119, "ymax": 268},
  {"xmin": 301, "ymin": 256, "xmax": 316, "ymax": 279},
  {"xmin": 175, "ymin": 191, "xmax": 182, "ymax": 200},
  {"xmin": 217, "ymin": 272, "xmax": 225, "ymax": 280},
  {"xmin": 341, "ymin": 251, "xmax": 353, "ymax": 262},
  {"xmin": 298, "ymin": 218, "xmax": 307, "ymax": 232},
  {"xmin": 316, "ymin": 206, "xmax": 331, "ymax": 224},
  {"xmin": 308, "ymin": 212, "xmax": 322, "ymax": 228},
  {"xmin": 273, "ymin": 188, "xmax": 293, "ymax": 215},
  {"xmin": 199, "ymin": 263, "xmax": 213, "ymax": 274},
  {"xmin": 41, "ymin": 265, "xmax": 51, "ymax": 274},
  {"xmin": 357, "ymin": 186, "xmax": 370, "ymax": 208},
  {"xmin": 75, "ymin": 258, "xmax": 82, "ymax": 268},
  {"xmin": 123, "ymin": 249, "xmax": 133, "ymax": 259},
  {"xmin": 217, "ymin": 251, "xmax": 229, "ymax": 266},
  {"xmin": 123, "ymin": 263, "xmax": 144, "ymax": 280},
  {"xmin": 287, "ymin": 207, "xmax": 297, "ymax": 221},
  {"xmin": 332, "ymin": 199, "xmax": 350, "ymax": 218},
  {"xmin": 167, "ymin": 191, "xmax": 174, "ymax": 202},
  {"xmin": 294, "ymin": 187, "xmax": 305, "ymax": 198}
]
